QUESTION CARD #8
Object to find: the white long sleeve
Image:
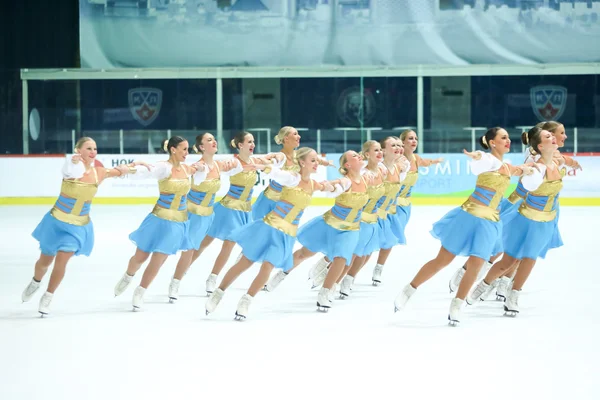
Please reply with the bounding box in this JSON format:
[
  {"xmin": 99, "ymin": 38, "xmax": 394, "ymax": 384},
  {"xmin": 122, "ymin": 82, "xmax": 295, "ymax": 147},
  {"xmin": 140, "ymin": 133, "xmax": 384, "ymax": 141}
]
[
  {"xmin": 398, "ymin": 158, "xmax": 410, "ymax": 182},
  {"xmin": 470, "ymin": 152, "xmax": 503, "ymax": 176},
  {"xmin": 521, "ymin": 164, "xmax": 546, "ymax": 192},
  {"xmin": 321, "ymin": 178, "xmax": 352, "ymax": 198},
  {"xmin": 220, "ymin": 159, "xmax": 244, "ymax": 177},
  {"xmin": 128, "ymin": 161, "xmax": 171, "ymax": 180},
  {"xmin": 61, "ymin": 155, "xmax": 86, "ymax": 179},
  {"xmin": 268, "ymin": 153, "xmax": 287, "ymax": 169},
  {"xmin": 263, "ymin": 168, "xmax": 301, "ymax": 188},
  {"xmin": 524, "ymin": 147, "xmax": 540, "ymax": 164},
  {"xmin": 191, "ymin": 164, "xmax": 207, "ymax": 184}
]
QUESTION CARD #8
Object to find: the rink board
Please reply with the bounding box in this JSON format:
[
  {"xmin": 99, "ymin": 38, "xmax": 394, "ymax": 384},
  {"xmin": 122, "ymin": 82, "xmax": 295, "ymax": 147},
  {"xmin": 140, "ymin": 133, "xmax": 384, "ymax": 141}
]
[{"xmin": 1, "ymin": 154, "xmax": 599, "ymax": 206}]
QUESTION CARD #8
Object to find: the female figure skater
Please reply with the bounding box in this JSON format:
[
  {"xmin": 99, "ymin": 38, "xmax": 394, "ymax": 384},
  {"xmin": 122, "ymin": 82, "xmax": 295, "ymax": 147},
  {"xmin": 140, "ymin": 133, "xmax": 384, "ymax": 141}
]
[
  {"xmin": 21, "ymin": 137, "xmax": 138, "ymax": 316},
  {"xmin": 336, "ymin": 140, "xmax": 386, "ymax": 297},
  {"xmin": 393, "ymin": 127, "xmax": 536, "ymax": 326},
  {"xmin": 167, "ymin": 132, "xmax": 241, "ymax": 302},
  {"xmin": 204, "ymin": 147, "xmax": 340, "ymax": 319},
  {"xmin": 289, "ymin": 150, "xmax": 370, "ymax": 311},
  {"xmin": 448, "ymin": 121, "xmax": 581, "ymax": 298},
  {"xmin": 467, "ymin": 128, "xmax": 566, "ymax": 316},
  {"xmin": 301, "ymin": 136, "xmax": 405, "ymax": 292},
  {"xmin": 252, "ymin": 127, "xmax": 333, "ymax": 219},
  {"xmin": 372, "ymin": 132, "xmax": 443, "ymax": 285},
  {"xmin": 195, "ymin": 131, "xmax": 283, "ymax": 296},
  {"xmin": 113, "ymin": 136, "xmax": 206, "ymax": 310}
]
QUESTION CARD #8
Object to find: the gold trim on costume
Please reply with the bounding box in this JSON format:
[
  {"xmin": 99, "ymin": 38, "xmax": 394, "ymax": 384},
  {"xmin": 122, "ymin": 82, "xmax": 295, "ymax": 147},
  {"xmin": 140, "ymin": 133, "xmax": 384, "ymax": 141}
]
[
  {"xmin": 151, "ymin": 206, "xmax": 188, "ymax": 222},
  {"xmin": 50, "ymin": 208, "xmax": 90, "ymax": 226},
  {"xmin": 461, "ymin": 200, "xmax": 500, "ymax": 222},
  {"xmin": 263, "ymin": 213, "xmax": 299, "ymax": 236},
  {"xmin": 518, "ymin": 204, "xmax": 557, "ymax": 222}
]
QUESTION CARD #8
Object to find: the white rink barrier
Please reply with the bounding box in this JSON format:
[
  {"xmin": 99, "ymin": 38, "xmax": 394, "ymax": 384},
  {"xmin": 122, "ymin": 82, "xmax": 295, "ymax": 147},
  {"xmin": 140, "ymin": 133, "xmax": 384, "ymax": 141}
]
[{"xmin": 1, "ymin": 154, "xmax": 598, "ymax": 206}]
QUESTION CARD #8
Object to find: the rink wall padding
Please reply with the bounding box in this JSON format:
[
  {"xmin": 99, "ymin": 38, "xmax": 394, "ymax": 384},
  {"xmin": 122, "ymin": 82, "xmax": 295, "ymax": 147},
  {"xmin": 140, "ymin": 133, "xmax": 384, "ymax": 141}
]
[{"xmin": 1, "ymin": 154, "xmax": 599, "ymax": 206}]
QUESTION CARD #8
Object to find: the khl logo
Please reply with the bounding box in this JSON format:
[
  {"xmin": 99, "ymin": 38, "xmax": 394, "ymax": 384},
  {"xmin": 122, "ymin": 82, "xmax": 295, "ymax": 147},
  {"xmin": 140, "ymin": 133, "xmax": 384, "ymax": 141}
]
[{"xmin": 129, "ymin": 88, "xmax": 162, "ymax": 127}]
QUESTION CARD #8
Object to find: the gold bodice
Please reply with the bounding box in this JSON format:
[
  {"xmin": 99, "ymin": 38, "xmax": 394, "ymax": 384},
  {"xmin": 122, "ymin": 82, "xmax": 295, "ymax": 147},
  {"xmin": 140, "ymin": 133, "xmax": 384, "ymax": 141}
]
[
  {"xmin": 220, "ymin": 165, "xmax": 257, "ymax": 212},
  {"xmin": 264, "ymin": 184, "xmax": 313, "ymax": 237},
  {"xmin": 188, "ymin": 176, "xmax": 221, "ymax": 216},
  {"xmin": 50, "ymin": 170, "xmax": 99, "ymax": 226},
  {"xmin": 519, "ymin": 178, "xmax": 563, "ymax": 222},
  {"xmin": 461, "ymin": 171, "xmax": 511, "ymax": 222},
  {"xmin": 151, "ymin": 175, "xmax": 191, "ymax": 222},
  {"xmin": 361, "ymin": 183, "xmax": 386, "ymax": 223},
  {"xmin": 397, "ymin": 170, "xmax": 419, "ymax": 207},
  {"xmin": 323, "ymin": 181, "xmax": 369, "ymax": 231}
]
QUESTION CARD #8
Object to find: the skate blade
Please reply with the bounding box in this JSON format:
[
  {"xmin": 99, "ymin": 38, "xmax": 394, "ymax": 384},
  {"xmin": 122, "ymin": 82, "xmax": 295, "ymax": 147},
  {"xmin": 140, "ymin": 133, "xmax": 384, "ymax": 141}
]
[
  {"xmin": 496, "ymin": 295, "xmax": 506, "ymax": 301},
  {"xmin": 339, "ymin": 293, "xmax": 348, "ymax": 300},
  {"xmin": 39, "ymin": 312, "xmax": 48, "ymax": 318},
  {"xmin": 503, "ymin": 307, "xmax": 518, "ymax": 317},
  {"xmin": 448, "ymin": 320, "xmax": 459, "ymax": 327},
  {"xmin": 132, "ymin": 306, "xmax": 141, "ymax": 312},
  {"xmin": 205, "ymin": 310, "xmax": 210, "ymax": 316},
  {"xmin": 234, "ymin": 314, "xmax": 246, "ymax": 321},
  {"xmin": 372, "ymin": 280, "xmax": 381, "ymax": 287},
  {"xmin": 316, "ymin": 303, "xmax": 330, "ymax": 312},
  {"xmin": 168, "ymin": 297, "xmax": 177, "ymax": 304},
  {"xmin": 448, "ymin": 281, "xmax": 456, "ymax": 294},
  {"xmin": 262, "ymin": 285, "xmax": 269, "ymax": 292}
]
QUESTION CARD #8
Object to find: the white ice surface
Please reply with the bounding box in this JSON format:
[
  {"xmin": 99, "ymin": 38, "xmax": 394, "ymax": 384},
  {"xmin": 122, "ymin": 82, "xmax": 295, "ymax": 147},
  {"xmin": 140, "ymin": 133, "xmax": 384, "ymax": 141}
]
[{"xmin": 1, "ymin": 205, "xmax": 599, "ymax": 400}]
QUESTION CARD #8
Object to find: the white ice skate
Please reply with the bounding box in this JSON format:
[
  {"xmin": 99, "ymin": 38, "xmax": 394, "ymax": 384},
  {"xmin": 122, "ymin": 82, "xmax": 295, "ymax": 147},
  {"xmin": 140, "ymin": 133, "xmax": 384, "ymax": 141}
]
[
  {"xmin": 317, "ymin": 288, "xmax": 332, "ymax": 312},
  {"xmin": 168, "ymin": 278, "xmax": 180, "ymax": 303},
  {"xmin": 22, "ymin": 278, "xmax": 41, "ymax": 303},
  {"xmin": 114, "ymin": 273, "xmax": 133, "ymax": 297},
  {"xmin": 311, "ymin": 266, "xmax": 328, "ymax": 289},
  {"xmin": 466, "ymin": 280, "xmax": 490, "ymax": 305},
  {"xmin": 234, "ymin": 294, "xmax": 253, "ymax": 321},
  {"xmin": 504, "ymin": 289, "xmax": 520, "ymax": 317},
  {"xmin": 448, "ymin": 298, "xmax": 464, "ymax": 326},
  {"xmin": 478, "ymin": 261, "xmax": 493, "ymax": 281},
  {"xmin": 264, "ymin": 270, "xmax": 287, "ymax": 292},
  {"xmin": 308, "ymin": 257, "xmax": 330, "ymax": 280},
  {"xmin": 372, "ymin": 263, "xmax": 384, "ymax": 286},
  {"xmin": 132, "ymin": 286, "xmax": 146, "ymax": 311},
  {"xmin": 393, "ymin": 284, "xmax": 416, "ymax": 312},
  {"xmin": 38, "ymin": 292, "xmax": 53, "ymax": 317},
  {"xmin": 481, "ymin": 278, "xmax": 499, "ymax": 301},
  {"xmin": 449, "ymin": 266, "xmax": 465, "ymax": 293},
  {"xmin": 205, "ymin": 288, "xmax": 224, "ymax": 315},
  {"xmin": 496, "ymin": 276, "xmax": 511, "ymax": 301},
  {"xmin": 205, "ymin": 273, "xmax": 218, "ymax": 296},
  {"xmin": 339, "ymin": 275, "xmax": 354, "ymax": 299},
  {"xmin": 328, "ymin": 283, "xmax": 339, "ymax": 303}
]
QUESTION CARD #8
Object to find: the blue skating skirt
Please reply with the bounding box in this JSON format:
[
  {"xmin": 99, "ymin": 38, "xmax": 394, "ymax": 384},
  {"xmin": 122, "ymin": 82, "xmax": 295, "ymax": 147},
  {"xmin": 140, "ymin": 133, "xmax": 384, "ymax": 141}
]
[
  {"xmin": 32, "ymin": 211, "xmax": 94, "ymax": 257},
  {"xmin": 430, "ymin": 207, "xmax": 501, "ymax": 261},
  {"xmin": 297, "ymin": 216, "xmax": 359, "ymax": 267},
  {"xmin": 188, "ymin": 212, "xmax": 215, "ymax": 250},
  {"xmin": 503, "ymin": 212, "xmax": 562, "ymax": 260},
  {"xmin": 377, "ymin": 215, "xmax": 398, "ymax": 250},
  {"xmin": 353, "ymin": 222, "xmax": 380, "ymax": 257},
  {"xmin": 129, "ymin": 214, "xmax": 193, "ymax": 255},
  {"xmin": 230, "ymin": 219, "xmax": 295, "ymax": 271},
  {"xmin": 252, "ymin": 191, "xmax": 277, "ymax": 221},
  {"xmin": 389, "ymin": 204, "xmax": 411, "ymax": 245},
  {"xmin": 499, "ymin": 198, "xmax": 522, "ymax": 224},
  {"xmin": 206, "ymin": 203, "xmax": 252, "ymax": 241}
]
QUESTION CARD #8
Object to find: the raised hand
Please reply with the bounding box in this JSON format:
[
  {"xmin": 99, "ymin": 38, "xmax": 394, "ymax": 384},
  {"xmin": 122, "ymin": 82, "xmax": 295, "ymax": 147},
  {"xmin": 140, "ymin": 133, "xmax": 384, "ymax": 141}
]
[{"xmin": 462, "ymin": 149, "xmax": 481, "ymax": 160}]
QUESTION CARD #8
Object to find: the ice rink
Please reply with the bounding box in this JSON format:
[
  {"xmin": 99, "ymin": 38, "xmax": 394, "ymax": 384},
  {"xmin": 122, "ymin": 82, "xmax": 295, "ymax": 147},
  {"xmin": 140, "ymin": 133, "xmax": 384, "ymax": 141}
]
[{"xmin": 1, "ymin": 204, "xmax": 599, "ymax": 400}]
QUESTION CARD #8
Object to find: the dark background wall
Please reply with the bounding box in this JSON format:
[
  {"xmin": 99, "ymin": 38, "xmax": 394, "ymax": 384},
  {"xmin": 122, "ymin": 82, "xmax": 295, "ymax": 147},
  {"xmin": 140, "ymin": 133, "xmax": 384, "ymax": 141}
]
[{"xmin": 0, "ymin": 0, "xmax": 79, "ymax": 154}]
